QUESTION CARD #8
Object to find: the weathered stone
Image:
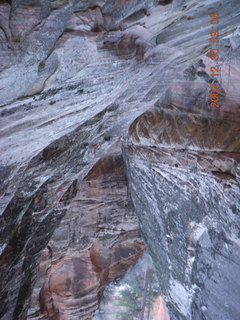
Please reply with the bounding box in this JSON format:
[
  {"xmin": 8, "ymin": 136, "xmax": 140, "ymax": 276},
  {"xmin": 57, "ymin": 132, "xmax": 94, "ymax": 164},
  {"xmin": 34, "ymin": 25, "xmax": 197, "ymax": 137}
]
[
  {"xmin": 0, "ymin": 0, "xmax": 240, "ymax": 319},
  {"xmin": 123, "ymin": 107, "xmax": 240, "ymax": 319}
]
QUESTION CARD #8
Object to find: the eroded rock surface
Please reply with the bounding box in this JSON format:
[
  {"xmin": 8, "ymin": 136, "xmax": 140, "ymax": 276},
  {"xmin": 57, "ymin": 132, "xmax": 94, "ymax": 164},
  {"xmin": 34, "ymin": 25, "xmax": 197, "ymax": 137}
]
[
  {"xmin": 0, "ymin": 0, "xmax": 240, "ymax": 319},
  {"xmin": 123, "ymin": 107, "xmax": 240, "ymax": 319},
  {"xmin": 27, "ymin": 152, "xmax": 144, "ymax": 320},
  {"xmin": 94, "ymin": 252, "xmax": 170, "ymax": 320}
]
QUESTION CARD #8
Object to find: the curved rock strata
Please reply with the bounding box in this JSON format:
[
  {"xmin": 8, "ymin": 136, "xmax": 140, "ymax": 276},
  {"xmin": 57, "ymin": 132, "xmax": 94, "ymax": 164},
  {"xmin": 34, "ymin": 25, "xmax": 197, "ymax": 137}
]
[
  {"xmin": 123, "ymin": 107, "xmax": 240, "ymax": 319},
  {"xmin": 27, "ymin": 153, "xmax": 144, "ymax": 320},
  {"xmin": 0, "ymin": 0, "xmax": 240, "ymax": 319}
]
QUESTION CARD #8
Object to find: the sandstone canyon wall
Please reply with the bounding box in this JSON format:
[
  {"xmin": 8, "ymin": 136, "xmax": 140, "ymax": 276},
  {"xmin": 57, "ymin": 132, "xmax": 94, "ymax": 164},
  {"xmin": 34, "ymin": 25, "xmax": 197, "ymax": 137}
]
[{"xmin": 0, "ymin": 0, "xmax": 240, "ymax": 319}]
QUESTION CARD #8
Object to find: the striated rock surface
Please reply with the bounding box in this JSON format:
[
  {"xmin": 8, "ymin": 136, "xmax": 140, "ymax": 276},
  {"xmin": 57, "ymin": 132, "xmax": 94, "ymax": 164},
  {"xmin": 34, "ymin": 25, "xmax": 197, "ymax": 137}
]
[
  {"xmin": 0, "ymin": 0, "xmax": 240, "ymax": 319},
  {"xmin": 27, "ymin": 152, "xmax": 144, "ymax": 320},
  {"xmin": 123, "ymin": 107, "xmax": 240, "ymax": 319}
]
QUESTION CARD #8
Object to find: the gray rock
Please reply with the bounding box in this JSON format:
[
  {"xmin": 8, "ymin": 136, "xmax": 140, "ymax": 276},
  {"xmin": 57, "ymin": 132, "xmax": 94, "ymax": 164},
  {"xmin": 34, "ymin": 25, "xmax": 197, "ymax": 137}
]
[
  {"xmin": 123, "ymin": 108, "xmax": 240, "ymax": 319},
  {"xmin": 0, "ymin": 0, "xmax": 240, "ymax": 319}
]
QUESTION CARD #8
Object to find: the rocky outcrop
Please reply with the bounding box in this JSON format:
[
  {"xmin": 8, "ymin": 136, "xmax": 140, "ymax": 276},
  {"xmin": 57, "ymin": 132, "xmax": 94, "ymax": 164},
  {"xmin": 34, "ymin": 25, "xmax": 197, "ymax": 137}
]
[
  {"xmin": 0, "ymin": 0, "xmax": 240, "ymax": 319},
  {"xmin": 27, "ymin": 152, "xmax": 144, "ymax": 320},
  {"xmin": 123, "ymin": 107, "xmax": 240, "ymax": 319},
  {"xmin": 35, "ymin": 242, "xmax": 144, "ymax": 320},
  {"xmin": 94, "ymin": 252, "xmax": 170, "ymax": 320}
]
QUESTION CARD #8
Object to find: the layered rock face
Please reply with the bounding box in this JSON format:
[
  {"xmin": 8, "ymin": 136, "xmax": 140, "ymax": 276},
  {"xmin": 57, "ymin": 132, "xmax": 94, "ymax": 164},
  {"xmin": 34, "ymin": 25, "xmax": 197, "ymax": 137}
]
[
  {"xmin": 0, "ymin": 0, "xmax": 240, "ymax": 319},
  {"xmin": 27, "ymin": 154, "xmax": 144, "ymax": 320},
  {"xmin": 123, "ymin": 108, "xmax": 240, "ymax": 319}
]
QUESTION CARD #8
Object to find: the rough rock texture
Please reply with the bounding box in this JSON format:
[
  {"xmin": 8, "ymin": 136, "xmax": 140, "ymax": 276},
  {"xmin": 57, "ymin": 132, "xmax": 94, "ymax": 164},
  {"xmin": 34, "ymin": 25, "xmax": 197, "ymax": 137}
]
[
  {"xmin": 94, "ymin": 251, "xmax": 170, "ymax": 320},
  {"xmin": 123, "ymin": 107, "xmax": 240, "ymax": 319},
  {"xmin": 27, "ymin": 153, "xmax": 144, "ymax": 320},
  {"xmin": 0, "ymin": 0, "xmax": 240, "ymax": 319}
]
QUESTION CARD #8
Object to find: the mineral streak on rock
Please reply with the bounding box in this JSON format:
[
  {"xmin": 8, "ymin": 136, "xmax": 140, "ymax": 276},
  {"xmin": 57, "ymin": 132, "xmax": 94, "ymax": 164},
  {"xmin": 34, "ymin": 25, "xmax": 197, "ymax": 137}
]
[
  {"xmin": 0, "ymin": 0, "xmax": 240, "ymax": 319},
  {"xmin": 123, "ymin": 107, "xmax": 240, "ymax": 319}
]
